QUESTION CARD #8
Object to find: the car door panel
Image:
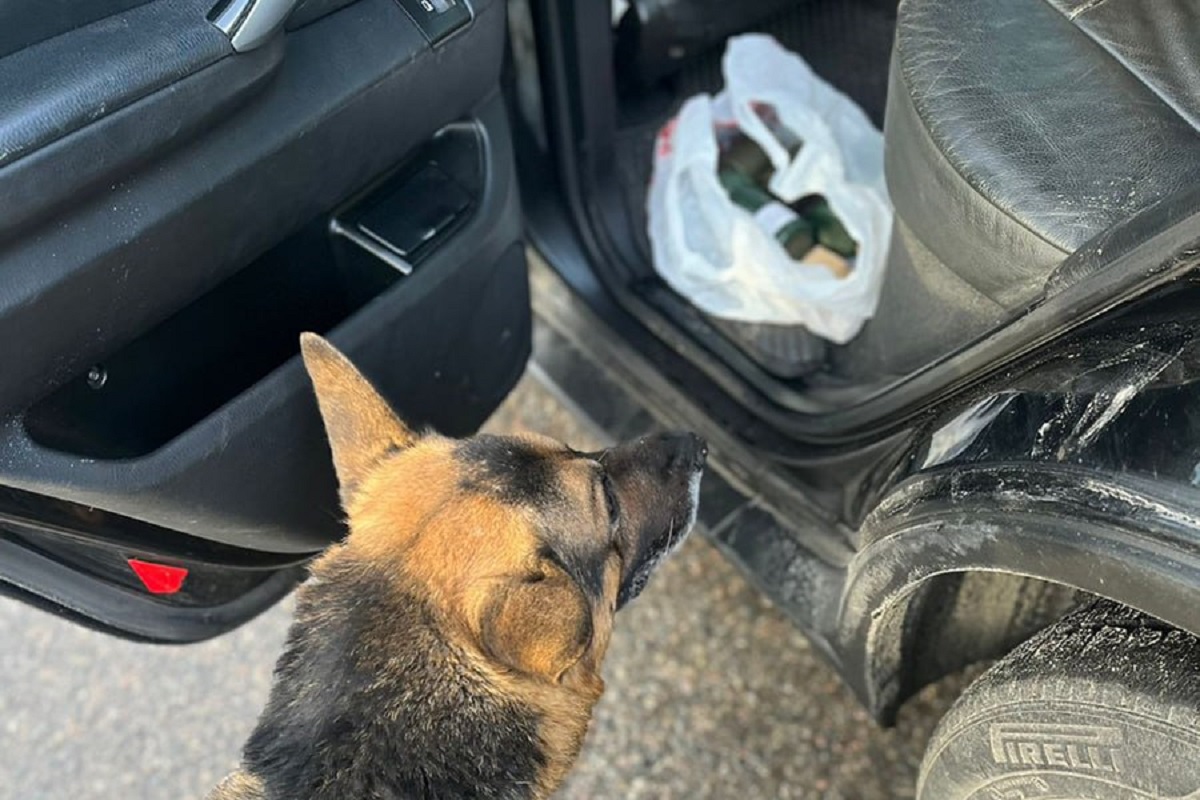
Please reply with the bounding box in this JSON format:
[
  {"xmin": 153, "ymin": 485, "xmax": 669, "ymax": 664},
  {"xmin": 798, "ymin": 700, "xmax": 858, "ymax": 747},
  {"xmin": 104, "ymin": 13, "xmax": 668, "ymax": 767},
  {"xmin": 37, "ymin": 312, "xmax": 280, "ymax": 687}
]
[
  {"xmin": 0, "ymin": 0, "xmax": 506, "ymax": 414},
  {"xmin": 3, "ymin": 104, "xmax": 527, "ymax": 553},
  {"xmin": 0, "ymin": 22, "xmax": 283, "ymax": 241},
  {"xmin": 0, "ymin": 0, "xmax": 530, "ymax": 635}
]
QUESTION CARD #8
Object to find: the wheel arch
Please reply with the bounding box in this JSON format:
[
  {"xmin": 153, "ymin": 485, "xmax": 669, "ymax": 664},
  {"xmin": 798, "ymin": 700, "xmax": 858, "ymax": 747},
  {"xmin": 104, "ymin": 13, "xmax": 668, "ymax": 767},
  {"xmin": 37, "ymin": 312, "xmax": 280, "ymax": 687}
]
[{"xmin": 835, "ymin": 463, "xmax": 1200, "ymax": 723}]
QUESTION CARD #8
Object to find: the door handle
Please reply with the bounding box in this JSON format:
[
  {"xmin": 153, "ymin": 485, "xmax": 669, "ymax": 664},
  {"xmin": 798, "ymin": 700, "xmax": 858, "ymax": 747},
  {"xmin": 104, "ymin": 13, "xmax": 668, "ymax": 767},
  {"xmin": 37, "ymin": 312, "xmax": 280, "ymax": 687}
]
[{"xmin": 210, "ymin": 0, "xmax": 300, "ymax": 51}]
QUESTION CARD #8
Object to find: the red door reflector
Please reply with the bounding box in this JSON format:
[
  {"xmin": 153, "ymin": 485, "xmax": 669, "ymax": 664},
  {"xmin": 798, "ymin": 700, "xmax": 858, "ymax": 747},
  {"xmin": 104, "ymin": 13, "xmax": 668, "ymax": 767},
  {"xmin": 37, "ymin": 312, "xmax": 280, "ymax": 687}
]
[{"xmin": 127, "ymin": 559, "xmax": 188, "ymax": 595}]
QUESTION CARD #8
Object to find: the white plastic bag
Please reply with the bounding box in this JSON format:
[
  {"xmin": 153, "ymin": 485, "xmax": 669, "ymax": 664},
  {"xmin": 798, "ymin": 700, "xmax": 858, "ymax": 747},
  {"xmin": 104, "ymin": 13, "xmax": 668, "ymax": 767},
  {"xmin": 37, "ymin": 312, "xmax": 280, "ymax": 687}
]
[{"xmin": 647, "ymin": 34, "xmax": 893, "ymax": 344}]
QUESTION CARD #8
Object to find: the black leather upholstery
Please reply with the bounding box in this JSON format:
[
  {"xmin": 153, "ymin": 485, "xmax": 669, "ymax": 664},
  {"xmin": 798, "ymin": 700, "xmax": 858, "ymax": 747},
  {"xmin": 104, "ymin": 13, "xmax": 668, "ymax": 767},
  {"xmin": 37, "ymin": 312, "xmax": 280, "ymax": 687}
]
[
  {"xmin": 0, "ymin": 0, "xmax": 154, "ymax": 60},
  {"xmin": 0, "ymin": 0, "xmax": 230, "ymax": 170},
  {"xmin": 886, "ymin": 0, "xmax": 1200, "ymax": 308}
]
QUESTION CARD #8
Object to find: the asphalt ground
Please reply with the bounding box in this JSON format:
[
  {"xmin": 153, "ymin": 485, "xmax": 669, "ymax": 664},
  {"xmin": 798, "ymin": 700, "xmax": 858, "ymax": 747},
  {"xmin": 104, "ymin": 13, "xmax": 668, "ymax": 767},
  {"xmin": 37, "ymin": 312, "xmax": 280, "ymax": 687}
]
[{"xmin": 0, "ymin": 371, "xmax": 969, "ymax": 799}]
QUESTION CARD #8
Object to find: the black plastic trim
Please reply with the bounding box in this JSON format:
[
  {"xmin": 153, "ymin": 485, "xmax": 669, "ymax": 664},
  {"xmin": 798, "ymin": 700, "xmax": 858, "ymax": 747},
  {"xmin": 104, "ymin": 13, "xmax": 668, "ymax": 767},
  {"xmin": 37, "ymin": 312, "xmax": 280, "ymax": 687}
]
[
  {"xmin": 0, "ymin": 486, "xmax": 309, "ymax": 569},
  {"xmin": 839, "ymin": 464, "xmax": 1200, "ymax": 718},
  {"xmin": 0, "ymin": 536, "xmax": 304, "ymax": 643}
]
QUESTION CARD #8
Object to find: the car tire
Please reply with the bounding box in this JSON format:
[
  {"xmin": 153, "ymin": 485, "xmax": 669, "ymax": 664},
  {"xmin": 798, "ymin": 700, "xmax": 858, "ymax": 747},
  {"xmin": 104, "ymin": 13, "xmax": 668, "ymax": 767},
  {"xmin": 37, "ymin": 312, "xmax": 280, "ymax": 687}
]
[{"xmin": 917, "ymin": 598, "xmax": 1200, "ymax": 799}]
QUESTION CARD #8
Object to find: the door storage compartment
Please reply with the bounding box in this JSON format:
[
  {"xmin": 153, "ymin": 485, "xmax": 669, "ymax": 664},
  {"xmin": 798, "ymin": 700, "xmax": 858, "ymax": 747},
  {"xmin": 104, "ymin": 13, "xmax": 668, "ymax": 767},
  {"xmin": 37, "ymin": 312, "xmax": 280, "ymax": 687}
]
[
  {"xmin": 25, "ymin": 126, "xmax": 486, "ymax": 460},
  {"xmin": 23, "ymin": 220, "xmax": 397, "ymax": 459},
  {"xmin": 2, "ymin": 97, "xmax": 529, "ymax": 553}
]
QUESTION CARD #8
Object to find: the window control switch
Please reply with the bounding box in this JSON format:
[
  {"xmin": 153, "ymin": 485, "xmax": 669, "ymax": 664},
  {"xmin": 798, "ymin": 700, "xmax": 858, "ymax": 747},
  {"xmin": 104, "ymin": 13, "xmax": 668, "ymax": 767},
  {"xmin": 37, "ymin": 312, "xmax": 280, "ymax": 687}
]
[{"xmin": 393, "ymin": 0, "xmax": 472, "ymax": 44}]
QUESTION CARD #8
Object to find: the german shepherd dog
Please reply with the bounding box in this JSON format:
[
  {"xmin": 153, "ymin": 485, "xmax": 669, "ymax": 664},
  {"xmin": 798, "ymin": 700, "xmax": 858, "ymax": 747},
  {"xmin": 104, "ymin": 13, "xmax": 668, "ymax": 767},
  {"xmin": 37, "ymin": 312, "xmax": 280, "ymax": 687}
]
[{"xmin": 210, "ymin": 334, "xmax": 707, "ymax": 799}]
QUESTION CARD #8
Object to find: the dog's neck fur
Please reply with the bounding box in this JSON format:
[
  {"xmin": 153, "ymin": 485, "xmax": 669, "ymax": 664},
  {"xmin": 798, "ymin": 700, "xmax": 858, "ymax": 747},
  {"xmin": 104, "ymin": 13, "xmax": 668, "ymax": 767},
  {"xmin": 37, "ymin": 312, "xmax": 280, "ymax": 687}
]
[{"xmin": 219, "ymin": 546, "xmax": 597, "ymax": 800}]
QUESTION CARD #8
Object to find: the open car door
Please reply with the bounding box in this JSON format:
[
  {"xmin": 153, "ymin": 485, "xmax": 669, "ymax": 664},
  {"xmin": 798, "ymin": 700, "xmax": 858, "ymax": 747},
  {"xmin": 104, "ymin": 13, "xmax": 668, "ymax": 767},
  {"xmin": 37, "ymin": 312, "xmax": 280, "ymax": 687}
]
[{"xmin": 0, "ymin": 0, "xmax": 530, "ymax": 641}]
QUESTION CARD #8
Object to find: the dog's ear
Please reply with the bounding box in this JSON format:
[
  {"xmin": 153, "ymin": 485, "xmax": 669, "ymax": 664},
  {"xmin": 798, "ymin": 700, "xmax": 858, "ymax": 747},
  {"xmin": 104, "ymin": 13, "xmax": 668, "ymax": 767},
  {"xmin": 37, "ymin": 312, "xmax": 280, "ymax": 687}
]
[
  {"xmin": 300, "ymin": 333, "xmax": 416, "ymax": 504},
  {"xmin": 480, "ymin": 572, "xmax": 592, "ymax": 683}
]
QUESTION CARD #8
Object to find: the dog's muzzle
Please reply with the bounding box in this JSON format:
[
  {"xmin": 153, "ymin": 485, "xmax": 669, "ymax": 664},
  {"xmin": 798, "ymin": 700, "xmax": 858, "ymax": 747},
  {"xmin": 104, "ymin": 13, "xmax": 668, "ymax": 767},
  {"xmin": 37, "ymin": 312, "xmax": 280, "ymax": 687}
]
[{"xmin": 603, "ymin": 432, "xmax": 708, "ymax": 608}]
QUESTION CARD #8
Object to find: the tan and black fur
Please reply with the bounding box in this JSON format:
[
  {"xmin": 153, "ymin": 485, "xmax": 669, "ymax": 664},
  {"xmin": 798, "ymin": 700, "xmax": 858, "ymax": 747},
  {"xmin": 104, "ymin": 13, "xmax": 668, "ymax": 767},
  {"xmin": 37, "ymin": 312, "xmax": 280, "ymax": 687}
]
[{"xmin": 210, "ymin": 334, "xmax": 706, "ymax": 800}]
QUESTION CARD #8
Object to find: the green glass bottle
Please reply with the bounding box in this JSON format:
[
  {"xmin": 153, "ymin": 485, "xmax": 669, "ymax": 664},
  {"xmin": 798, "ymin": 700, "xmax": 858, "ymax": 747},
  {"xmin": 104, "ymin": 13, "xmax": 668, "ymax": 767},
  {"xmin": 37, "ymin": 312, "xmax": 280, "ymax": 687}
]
[
  {"xmin": 792, "ymin": 195, "xmax": 857, "ymax": 258},
  {"xmin": 719, "ymin": 169, "xmax": 815, "ymax": 258},
  {"xmin": 719, "ymin": 132, "xmax": 773, "ymax": 184}
]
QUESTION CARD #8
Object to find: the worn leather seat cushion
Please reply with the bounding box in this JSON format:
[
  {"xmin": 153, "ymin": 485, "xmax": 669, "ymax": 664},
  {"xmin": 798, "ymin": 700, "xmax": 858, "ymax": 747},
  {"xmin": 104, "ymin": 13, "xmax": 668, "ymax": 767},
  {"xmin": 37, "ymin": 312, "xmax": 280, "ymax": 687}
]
[{"xmin": 885, "ymin": 0, "xmax": 1200, "ymax": 308}]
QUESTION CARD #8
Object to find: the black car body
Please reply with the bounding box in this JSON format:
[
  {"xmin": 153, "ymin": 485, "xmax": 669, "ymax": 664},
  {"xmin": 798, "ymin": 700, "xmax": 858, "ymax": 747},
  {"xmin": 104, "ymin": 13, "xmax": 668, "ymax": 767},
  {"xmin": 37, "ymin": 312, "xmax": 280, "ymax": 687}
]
[{"xmin": 1, "ymin": 0, "xmax": 1198, "ymax": 790}]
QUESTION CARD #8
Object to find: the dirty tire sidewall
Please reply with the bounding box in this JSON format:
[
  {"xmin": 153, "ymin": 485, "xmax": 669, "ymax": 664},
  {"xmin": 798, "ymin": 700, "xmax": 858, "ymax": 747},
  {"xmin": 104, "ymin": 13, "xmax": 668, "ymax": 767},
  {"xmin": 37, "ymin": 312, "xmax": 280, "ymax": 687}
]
[{"xmin": 917, "ymin": 600, "xmax": 1200, "ymax": 800}]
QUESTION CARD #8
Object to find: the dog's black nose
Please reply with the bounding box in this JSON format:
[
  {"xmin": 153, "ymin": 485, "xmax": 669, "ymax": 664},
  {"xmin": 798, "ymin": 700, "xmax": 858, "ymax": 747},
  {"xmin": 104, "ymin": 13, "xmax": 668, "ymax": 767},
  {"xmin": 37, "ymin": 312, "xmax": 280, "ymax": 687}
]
[
  {"xmin": 615, "ymin": 432, "xmax": 709, "ymax": 474},
  {"xmin": 665, "ymin": 432, "xmax": 707, "ymax": 471}
]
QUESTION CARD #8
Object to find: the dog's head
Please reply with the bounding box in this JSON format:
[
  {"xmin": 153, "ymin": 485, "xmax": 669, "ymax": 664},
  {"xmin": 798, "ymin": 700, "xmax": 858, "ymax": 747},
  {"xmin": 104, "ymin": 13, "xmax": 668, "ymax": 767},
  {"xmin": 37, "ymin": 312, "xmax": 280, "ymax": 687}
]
[{"xmin": 299, "ymin": 333, "xmax": 706, "ymax": 693}]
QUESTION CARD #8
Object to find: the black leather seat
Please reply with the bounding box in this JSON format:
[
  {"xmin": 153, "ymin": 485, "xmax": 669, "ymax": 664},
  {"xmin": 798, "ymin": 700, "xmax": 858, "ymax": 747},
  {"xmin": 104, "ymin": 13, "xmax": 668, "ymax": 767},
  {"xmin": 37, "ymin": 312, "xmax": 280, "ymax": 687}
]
[
  {"xmin": 886, "ymin": 0, "xmax": 1200, "ymax": 309},
  {"xmin": 831, "ymin": 0, "xmax": 1200, "ymax": 381}
]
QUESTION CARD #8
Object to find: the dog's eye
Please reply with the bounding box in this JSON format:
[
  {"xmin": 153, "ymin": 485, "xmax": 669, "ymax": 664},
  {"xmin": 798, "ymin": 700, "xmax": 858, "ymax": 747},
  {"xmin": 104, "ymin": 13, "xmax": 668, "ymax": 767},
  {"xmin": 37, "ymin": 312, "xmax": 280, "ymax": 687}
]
[{"xmin": 601, "ymin": 472, "xmax": 620, "ymax": 528}]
